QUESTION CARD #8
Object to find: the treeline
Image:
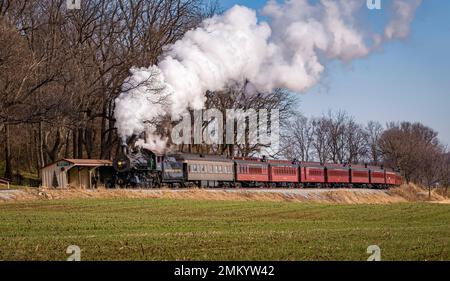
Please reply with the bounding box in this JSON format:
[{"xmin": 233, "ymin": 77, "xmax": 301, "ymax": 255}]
[
  {"xmin": 282, "ymin": 111, "xmax": 450, "ymax": 188},
  {"xmin": 0, "ymin": 0, "xmax": 218, "ymax": 179}
]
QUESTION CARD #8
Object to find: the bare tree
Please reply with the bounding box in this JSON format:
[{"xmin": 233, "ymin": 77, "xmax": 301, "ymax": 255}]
[
  {"xmin": 311, "ymin": 117, "xmax": 330, "ymax": 164},
  {"xmin": 283, "ymin": 113, "xmax": 313, "ymax": 161},
  {"xmin": 325, "ymin": 111, "xmax": 348, "ymax": 163},
  {"xmin": 379, "ymin": 122, "xmax": 441, "ymax": 184},
  {"xmin": 345, "ymin": 119, "xmax": 368, "ymax": 164},
  {"xmin": 366, "ymin": 121, "xmax": 383, "ymax": 164}
]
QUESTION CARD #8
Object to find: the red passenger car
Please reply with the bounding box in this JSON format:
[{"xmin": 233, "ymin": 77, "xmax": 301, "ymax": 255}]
[
  {"xmin": 385, "ymin": 170, "xmax": 397, "ymax": 185},
  {"xmin": 234, "ymin": 159, "xmax": 269, "ymax": 183},
  {"xmin": 300, "ymin": 162, "xmax": 326, "ymax": 186},
  {"xmin": 325, "ymin": 164, "xmax": 350, "ymax": 186},
  {"xmin": 369, "ymin": 167, "xmax": 386, "ymax": 185},
  {"xmin": 350, "ymin": 165, "xmax": 370, "ymax": 185},
  {"xmin": 268, "ymin": 160, "xmax": 299, "ymax": 184}
]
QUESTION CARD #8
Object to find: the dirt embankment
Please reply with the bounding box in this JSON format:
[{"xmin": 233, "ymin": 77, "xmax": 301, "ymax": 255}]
[{"xmin": 0, "ymin": 184, "xmax": 448, "ymax": 204}]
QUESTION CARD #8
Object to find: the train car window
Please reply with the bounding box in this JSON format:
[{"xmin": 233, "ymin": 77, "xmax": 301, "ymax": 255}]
[
  {"xmin": 354, "ymin": 171, "xmax": 367, "ymax": 177},
  {"xmin": 310, "ymin": 169, "xmax": 323, "ymax": 176},
  {"xmin": 249, "ymin": 166, "xmax": 262, "ymax": 174}
]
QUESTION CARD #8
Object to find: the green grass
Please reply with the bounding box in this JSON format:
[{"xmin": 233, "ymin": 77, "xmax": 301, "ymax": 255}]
[{"xmin": 0, "ymin": 198, "xmax": 448, "ymax": 261}]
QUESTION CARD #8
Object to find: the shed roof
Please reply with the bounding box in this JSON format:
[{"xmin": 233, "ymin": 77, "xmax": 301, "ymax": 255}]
[
  {"xmin": 42, "ymin": 159, "xmax": 113, "ymax": 169},
  {"xmin": 65, "ymin": 159, "xmax": 112, "ymax": 166}
]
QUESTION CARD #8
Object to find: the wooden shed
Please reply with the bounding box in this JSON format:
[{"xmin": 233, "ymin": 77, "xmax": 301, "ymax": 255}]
[{"xmin": 41, "ymin": 159, "xmax": 113, "ymax": 189}]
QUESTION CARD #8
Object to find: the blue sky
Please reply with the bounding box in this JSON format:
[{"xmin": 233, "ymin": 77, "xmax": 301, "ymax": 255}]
[{"xmin": 219, "ymin": 0, "xmax": 450, "ymax": 145}]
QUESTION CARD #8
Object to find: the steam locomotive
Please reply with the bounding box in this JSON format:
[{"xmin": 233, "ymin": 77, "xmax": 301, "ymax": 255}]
[
  {"xmin": 109, "ymin": 146, "xmax": 402, "ymax": 189},
  {"xmin": 110, "ymin": 147, "xmax": 184, "ymax": 188}
]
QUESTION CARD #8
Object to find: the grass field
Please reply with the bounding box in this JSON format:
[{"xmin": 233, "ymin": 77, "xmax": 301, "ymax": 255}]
[{"xmin": 0, "ymin": 198, "xmax": 449, "ymax": 261}]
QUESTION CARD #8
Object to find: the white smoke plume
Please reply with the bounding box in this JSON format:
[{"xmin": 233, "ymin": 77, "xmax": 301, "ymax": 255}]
[
  {"xmin": 114, "ymin": 0, "xmax": 422, "ymax": 151},
  {"xmin": 385, "ymin": 0, "xmax": 422, "ymax": 39}
]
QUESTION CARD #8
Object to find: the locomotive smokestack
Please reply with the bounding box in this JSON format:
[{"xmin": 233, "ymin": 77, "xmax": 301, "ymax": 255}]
[{"xmin": 121, "ymin": 144, "xmax": 128, "ymax": 155}]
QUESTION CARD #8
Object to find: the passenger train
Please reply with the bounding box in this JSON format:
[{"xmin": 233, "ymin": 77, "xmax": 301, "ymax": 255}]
[{"xmin": 109, "ymin": 147, "xmax": 402, "ymax": 189}]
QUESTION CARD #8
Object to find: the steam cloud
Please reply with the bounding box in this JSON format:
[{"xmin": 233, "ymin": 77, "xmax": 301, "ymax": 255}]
[{"xmin": 114, "ymin": 0, "xmax": 422, "ymax": 152}]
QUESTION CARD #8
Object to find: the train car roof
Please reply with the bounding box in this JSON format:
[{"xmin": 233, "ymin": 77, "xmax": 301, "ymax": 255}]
[
  {"xmin": 299, "ymin": 162, "xmax": 324, "ymax": 168},
  {"xmin": 267, "ymin": 160, "xmax": 297, "ymax": 166},
  {"xmin": 174, "ymin": 154, "xmax": 233, "ymax": 162},
  {"xmin": 234, "ymin": 159, "xmax": 269, "ymax": 165},
  {"xmin": 324, "ymin": 163, "xmax": 350, "ymax": 170}
]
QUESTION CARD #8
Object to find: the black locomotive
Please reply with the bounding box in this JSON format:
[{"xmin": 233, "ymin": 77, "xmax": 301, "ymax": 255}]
[{"xmin": 109, "ymin": 146, "xmax": 184, "ymax": 188}]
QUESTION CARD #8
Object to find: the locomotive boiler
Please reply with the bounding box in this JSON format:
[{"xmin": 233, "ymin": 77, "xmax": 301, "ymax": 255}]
[{"xmin": 110, "ymin": 146, "xmax": 184, "ymax": 188}]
